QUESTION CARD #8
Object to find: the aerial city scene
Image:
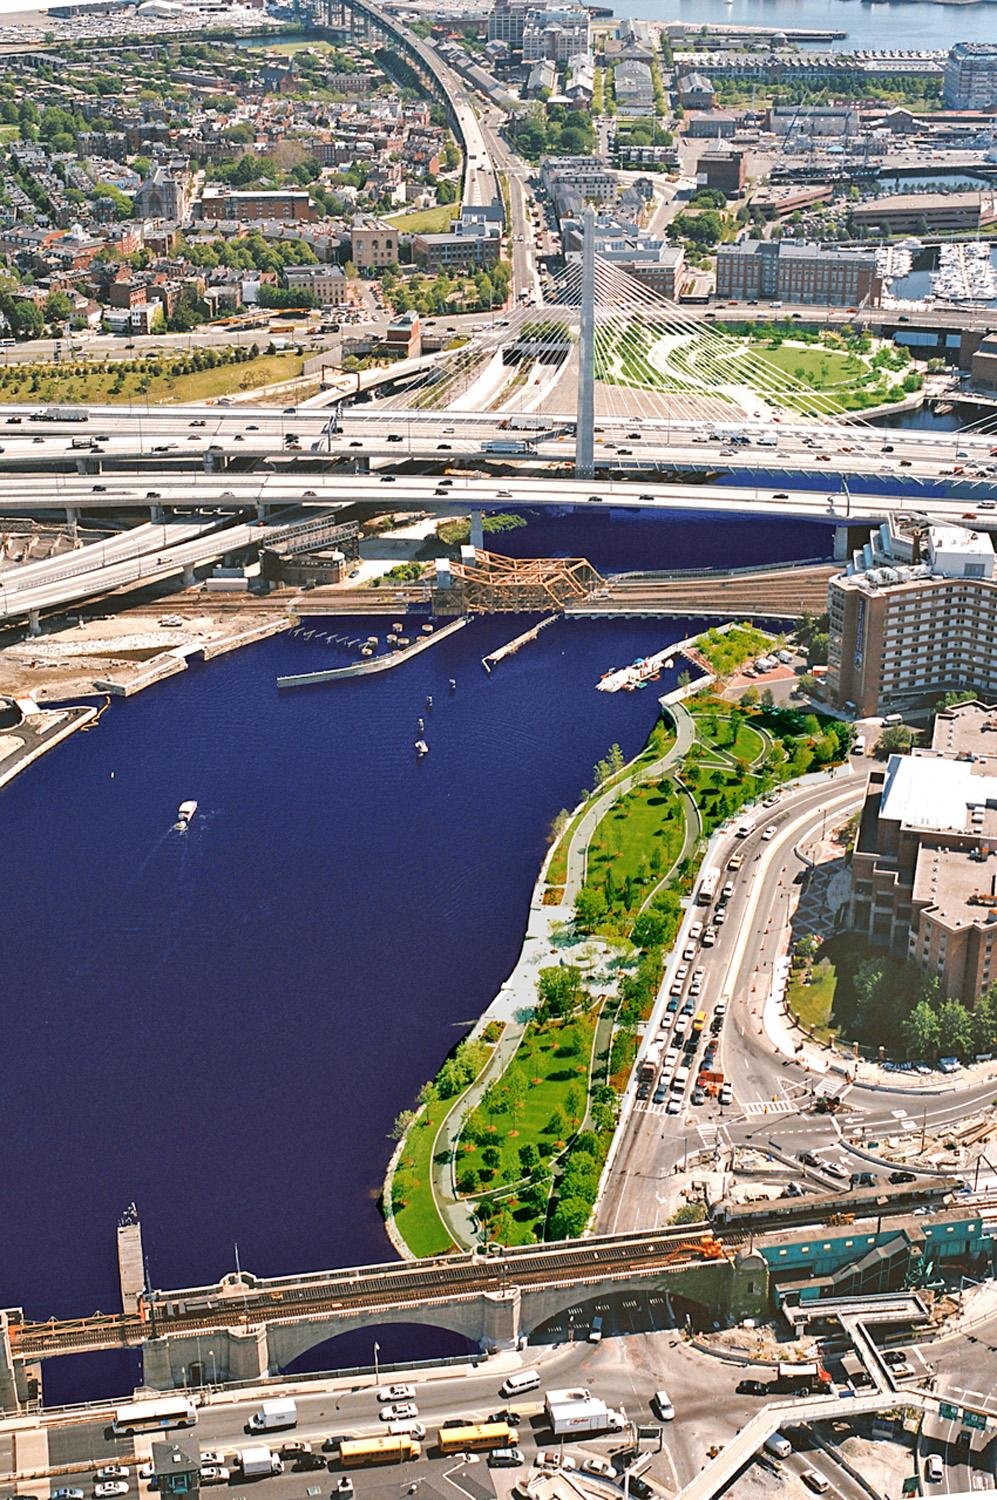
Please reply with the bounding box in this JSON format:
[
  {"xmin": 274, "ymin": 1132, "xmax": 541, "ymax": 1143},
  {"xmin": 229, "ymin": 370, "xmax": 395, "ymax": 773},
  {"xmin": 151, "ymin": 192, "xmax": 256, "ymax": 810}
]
[{"xmin": 4, "ymin": 0, "xmax": 997, "ymax": 1492}]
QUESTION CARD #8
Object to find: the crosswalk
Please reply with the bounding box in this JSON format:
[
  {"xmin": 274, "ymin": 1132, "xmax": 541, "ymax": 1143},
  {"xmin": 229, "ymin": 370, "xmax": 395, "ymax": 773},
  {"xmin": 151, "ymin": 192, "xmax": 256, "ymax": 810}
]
[{"xmin": 742, "ymin": 1098, "xmax": 798, "ymax": 1118}]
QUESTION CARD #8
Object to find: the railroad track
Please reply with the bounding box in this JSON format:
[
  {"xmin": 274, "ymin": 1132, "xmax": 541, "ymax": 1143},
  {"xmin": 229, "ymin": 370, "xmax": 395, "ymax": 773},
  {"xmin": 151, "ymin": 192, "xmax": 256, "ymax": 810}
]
[{"xmin": 12, "ymin": 1229, "xmax": 716, "ymax": 1355}]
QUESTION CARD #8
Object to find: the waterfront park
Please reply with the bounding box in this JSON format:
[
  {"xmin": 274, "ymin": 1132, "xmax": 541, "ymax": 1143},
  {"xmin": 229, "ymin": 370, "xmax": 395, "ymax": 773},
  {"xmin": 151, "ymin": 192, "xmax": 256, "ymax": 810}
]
[{"xmin": 385, "ymin": 624, "xmax": 855, "ymax": 1258}]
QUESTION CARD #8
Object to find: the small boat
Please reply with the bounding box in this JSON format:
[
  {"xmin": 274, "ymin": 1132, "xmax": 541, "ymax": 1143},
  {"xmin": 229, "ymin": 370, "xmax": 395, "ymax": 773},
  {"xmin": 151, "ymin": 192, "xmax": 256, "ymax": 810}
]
[
  {"xmin": 449, "ymin": 678, "xmax": 457, "ymax": 690},
  {"xmin": 418, "ymin": 717, "xmax": 425, "ymax": 732},
  {"xmin": 415, "ymin": 739, "xmax": 429, "ymax": 757},
  {"xmin": 177, "ymin": 800, "xmax": 198, "ymax": 826},
  {"xmin": 426, "ymin": 695, "xmax": 433, "ymax": 710}
]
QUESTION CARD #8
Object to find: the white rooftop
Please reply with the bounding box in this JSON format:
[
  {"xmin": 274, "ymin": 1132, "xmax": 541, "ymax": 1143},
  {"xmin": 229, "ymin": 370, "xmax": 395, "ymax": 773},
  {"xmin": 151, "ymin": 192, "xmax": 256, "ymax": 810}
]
[{"xmin": 880, "ymin": 753, "xmax": 997, "ymax": 834}]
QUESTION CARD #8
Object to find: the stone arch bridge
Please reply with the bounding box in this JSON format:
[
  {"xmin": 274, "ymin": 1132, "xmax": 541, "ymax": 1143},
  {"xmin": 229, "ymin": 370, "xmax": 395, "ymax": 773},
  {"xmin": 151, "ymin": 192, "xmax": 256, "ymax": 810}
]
[{"xmin": 1, "ymin": 1229, "xmax": 766, "ymax": 1409}]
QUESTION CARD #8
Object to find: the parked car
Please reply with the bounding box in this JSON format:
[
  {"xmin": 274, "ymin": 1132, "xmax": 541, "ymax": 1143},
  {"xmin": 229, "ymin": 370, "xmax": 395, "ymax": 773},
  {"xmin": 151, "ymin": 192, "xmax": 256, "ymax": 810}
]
[{"xmin": 737, "ymin": 1379, "xmax": 769, "ymax": 1396}]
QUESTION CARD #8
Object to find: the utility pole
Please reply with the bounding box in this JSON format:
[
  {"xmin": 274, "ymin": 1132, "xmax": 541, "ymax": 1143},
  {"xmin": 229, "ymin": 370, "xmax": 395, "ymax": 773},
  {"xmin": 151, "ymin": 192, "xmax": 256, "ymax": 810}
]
[{"xmin": 575, "ymin": 202, "xmax": 596, "ymax": 480}]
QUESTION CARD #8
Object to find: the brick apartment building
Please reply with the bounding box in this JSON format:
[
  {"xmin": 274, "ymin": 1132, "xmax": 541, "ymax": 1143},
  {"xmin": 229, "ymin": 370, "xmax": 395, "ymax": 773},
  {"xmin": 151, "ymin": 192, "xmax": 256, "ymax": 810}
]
[
  {"xmin": 849, "ymin": 700, "xmax": 997, "ymax": 1005},
  {"xmin": 715, "ymin": 237, "xmax": 881, "ymax": 306},
  {"xmin": 199, "ymin": 189, "xmax": 317, "ymax": 222}
]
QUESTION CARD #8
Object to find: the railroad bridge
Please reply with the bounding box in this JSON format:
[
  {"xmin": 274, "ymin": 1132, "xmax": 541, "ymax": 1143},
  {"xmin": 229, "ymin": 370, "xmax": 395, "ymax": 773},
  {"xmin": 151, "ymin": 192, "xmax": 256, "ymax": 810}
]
[{"xmin": 0, "ymin": 1229, "xmax": 765, "ymax": 1411}]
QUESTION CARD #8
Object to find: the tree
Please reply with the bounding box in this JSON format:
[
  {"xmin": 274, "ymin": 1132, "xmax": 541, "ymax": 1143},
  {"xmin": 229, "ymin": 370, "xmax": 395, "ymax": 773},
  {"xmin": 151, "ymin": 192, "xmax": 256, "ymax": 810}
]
[
  {"xmin": 537, "ymin": 965, "xmax": 584, "ymax": 1019},
  {"xmin": 972, "ymin": 989, "xmax": 997, "ymax": 1056},
  {"xmin": 548, "ymin": 1194, "xmax": 591, "ymax": 1239},
  {"xmin": 937, "ymin": 999, "xmax": 973, "ymax": 1059},
  {"xmin": 390, "ymin": 1109, "xmax": 415, "ymax": 1140},
  {"xmin": 43, "ymin": 290, "xmax": 72, "ymax": 323},
  {"xmin": 481, "ymin": 1145, "xmax": 501, "ymax": 1171},
  {"xmin": 519, "ymin": 1143, "xmax": 540, "ymax": 1176},
  {"xmin": 574, "ymin": 882, "xmax": 606, "ymax": 932},
  {"xmin": 901, "ymin": 1000, "xmax": 940, "ymax": 1061},
  {"xmin": 878, "ymin": 725, "xmax": 916, "ymax": 757}
]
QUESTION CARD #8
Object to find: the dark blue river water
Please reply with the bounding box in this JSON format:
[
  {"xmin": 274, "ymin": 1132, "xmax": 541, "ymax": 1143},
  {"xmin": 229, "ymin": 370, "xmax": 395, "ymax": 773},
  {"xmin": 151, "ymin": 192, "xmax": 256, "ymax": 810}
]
[{"xmin": 1, "ymin": 508, "xmax": 833, "ymax": 1404}]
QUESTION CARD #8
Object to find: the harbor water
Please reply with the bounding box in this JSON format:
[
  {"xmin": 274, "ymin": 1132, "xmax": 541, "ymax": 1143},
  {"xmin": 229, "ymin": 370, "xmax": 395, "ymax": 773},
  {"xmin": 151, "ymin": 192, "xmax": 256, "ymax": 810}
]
[{"xmin": 3, "ymin": 510, "xmax": 833, "ymax": 1402}]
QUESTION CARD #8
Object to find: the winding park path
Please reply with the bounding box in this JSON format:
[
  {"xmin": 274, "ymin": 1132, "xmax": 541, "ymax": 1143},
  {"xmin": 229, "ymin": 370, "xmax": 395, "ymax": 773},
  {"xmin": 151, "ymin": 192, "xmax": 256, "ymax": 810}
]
[{"xmin": 422, "ymin": 701, "xmax": 697, "ymax": 1250}]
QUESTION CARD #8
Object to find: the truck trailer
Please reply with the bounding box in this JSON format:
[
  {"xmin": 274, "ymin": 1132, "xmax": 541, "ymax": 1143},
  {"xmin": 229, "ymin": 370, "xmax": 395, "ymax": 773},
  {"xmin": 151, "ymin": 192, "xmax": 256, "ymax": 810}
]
[{"xmin": 545, "ymin": 1390, "xmax": 625, "ymax": 1437}]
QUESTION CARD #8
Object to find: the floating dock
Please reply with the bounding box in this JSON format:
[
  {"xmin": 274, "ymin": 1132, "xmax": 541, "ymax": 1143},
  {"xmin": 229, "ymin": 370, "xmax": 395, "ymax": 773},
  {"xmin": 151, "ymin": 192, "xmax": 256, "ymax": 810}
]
[
  {"xmin": 116, "ymin": 1204, "xmax": 145, "ymax": 1315},
  {"xmin": 276, "ymin": 616, "xmax": 468, "ymax": 688}
]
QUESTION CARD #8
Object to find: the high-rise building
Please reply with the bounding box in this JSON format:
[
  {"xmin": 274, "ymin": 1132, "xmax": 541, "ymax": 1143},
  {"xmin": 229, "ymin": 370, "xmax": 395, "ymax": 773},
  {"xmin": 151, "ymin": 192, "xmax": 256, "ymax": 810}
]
[
  {"xmin": 943, "ymin": 41, "xmax": 997, "ymax": 110},
  {"xmin": 827, "ymin": 516, "xmax": 997, "ymax": 718},
  {"xmin": 715, "ymin": 238, "xmax": 881, "ymax": 306},
  {"xmin": 848, "ymin": 700, "xmax": 997, "ymax": 1004},
  {"xmin": 522, "ymin": 5, "xmax": 590, "ymax": 61},
  {"xmin": 488, "ymin": 0, "xmax": 529, "ymax": 48}
]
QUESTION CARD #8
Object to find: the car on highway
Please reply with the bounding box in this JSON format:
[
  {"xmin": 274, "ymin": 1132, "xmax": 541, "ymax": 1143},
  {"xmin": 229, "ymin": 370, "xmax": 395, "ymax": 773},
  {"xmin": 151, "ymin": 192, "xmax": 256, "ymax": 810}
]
[
  {"xmin": 801, "ymin": 1470, "xmax": 829, "ymax": 1494},
  {"xmin": 199, "ymin": 1469, "xmax": 231, "ymax": 1486},
  {"xmin": 925, "ymin": 1454, "xmax": 944, "ymax": 1484},
  {"xmin": 822, "ymin": 1160, "xmax": 848, "ymax": 1180},
  {"xmin": 93, "ymin": 1488, "xmax": 127, "ymax": 1500},
  {"xmin": 52, "ymin": 1490, "xmax": 84, "ymax": 1500},
  {"xmin": 291, "ymin": 1455, "xmax": 327, "ymax": 1472},
  {"xmin": 761, "ymin": 824, "xmax": 777, "ymax": 840},
  {"xmin": 737, "ymin": 1379, "xmax": 769, "ymax": 1396},
  {"xmin": 665, "ymin": 997, "xmax": 678, "ymax": 1014},
  {"xmin": 94, "ymin": 1470, "xmax": 127, "ymax": 1482},
  {"xmin": 691, "ymin": 1087, "xmax": 705, "ymax": 1105},
  {"xmin": 487, "ymin": 1411, "xmax": 521, "ymax": 1426},
  {"xmin": 889, "ymin": 1170, "xmax": 916, "ymax": 1184},
  {"xmin": 701, "ymin": 926, "xmax": 717, "ymax": 947},
  {"xmin": 199, "ymin": 1453, "xmax": 224, "ymax": 1467},
  {"xmin": 380, "ymin": 1403, "xmax": 418, "ymax": 1421},
  {"xmin": 683, "ymin": 944, "xmax": 696, "ymax": 961},
  {"xmin": 653, "ymin": 1085, "xmax": 667, "ymax": 1104}
]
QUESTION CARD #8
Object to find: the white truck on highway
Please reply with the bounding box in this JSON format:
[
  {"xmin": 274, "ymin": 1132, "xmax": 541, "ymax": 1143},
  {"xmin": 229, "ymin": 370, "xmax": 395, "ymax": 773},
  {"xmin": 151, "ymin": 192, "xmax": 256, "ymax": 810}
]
[
  {"xmin": 237, "ymin": 1447, "xmax": 284, "ymax": 1477},
  {"xmin": 697, "ymin": 865, "xmax": 721, "ymax": 905},
  {"xmin": 248, "ymin": 1399, "xmax": 297, "ymax": 1433},
  {"xmin": 545, "ymin": 1389, "xmax": 626, "ymax": 1436}
]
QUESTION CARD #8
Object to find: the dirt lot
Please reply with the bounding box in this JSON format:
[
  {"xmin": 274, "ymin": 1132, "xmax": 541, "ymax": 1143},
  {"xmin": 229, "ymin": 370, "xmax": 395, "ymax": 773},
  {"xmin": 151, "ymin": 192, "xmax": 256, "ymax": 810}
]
[{"xmin": 0, "ymin": 595, "xmax": 291, "ymax": 701}]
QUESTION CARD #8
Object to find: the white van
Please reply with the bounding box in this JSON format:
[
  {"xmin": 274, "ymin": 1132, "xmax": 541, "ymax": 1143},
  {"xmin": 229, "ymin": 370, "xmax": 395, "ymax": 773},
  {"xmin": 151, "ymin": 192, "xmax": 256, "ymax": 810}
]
[
  {"xmin": 500, "ymin": 1370, "xmax": 541, "ymax": 1398},
  {"xmin": 764, "ymin": 1433, "xmax": 792, "ymax": 1460},
  {"xmin": 671, "ymin": 1066, "xmax": 690, "ymax": 1094},
  {"xmin": 388, "ymin": 1421, "xmax": 427, "ymax": 1440}
]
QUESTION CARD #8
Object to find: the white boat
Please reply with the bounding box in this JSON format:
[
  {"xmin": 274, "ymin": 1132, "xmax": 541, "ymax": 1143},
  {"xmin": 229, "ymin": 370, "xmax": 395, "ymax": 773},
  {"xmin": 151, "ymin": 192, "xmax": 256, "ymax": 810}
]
[
  {"xmin": 415, "ymin": 739, "xmax": 429, "ymax": 757},
  {"xmin": 177, "ymin": 800, "xmax": 198, "ymax": 825}
]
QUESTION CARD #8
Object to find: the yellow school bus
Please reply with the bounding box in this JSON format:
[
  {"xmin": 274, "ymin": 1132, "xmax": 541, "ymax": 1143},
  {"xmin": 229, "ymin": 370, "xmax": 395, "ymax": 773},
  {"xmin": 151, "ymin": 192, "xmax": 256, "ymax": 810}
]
[
  {"xmin": 338, "ymin": 1435, "xmax": 421, "ymax": 1467},
  {"xmin": 437, "ymin": 1423, "xmax": 518, "ymax": 1456}
]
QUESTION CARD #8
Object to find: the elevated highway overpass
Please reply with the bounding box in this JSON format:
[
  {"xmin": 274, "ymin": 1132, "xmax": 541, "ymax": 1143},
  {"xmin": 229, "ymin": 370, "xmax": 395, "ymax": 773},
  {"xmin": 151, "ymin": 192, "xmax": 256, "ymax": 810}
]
[
  {"xmin": 0, "ymin": 467, "xmax": 984, "ymax": 528},
  {"xmin": 0, "ymin": 510, "xmax": 343, "ymax": 628},
  {"xmin": 4, "ymin": 405, "xmax": 997, "ymax": 492}
]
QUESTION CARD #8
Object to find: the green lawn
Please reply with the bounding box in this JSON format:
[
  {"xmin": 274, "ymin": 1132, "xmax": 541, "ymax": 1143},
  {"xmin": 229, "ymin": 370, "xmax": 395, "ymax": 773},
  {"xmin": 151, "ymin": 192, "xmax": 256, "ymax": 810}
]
[
  {"xmin": 387, "ymin": 202, "xmax": 457, "ymax": 234},
  {"xmin": 390, "ymin": 1032, "xmax": 504, "ymax": 1258},
  {"xmin": 545, "ymin": 721, "xmax": 675, "ymax": 891},
  {"xmin": 459, "ymin": 1010, "xmax": 598, "ymax": 1198},
  {"xmin": 0, "ymin": 124, "xmax": 20, "ymax": 142},
  {"xmin": 0, "ymin": 352, "xmax": 304, "ymax": 405},
  {"xmin": 389, "ymin": 1105, "xmax": 458, "ymax": 1258},
  {"xmin": 587, "ymin": 780, "xmax": 686, "ymax": 920},
  {"xmin": 788, "ymin": 955, "xmax": 838, "ymax": 1035},
  {"xmin": 694, "ymin": 624, "xmax": 776, "ymax": 678},
  {"xmin": 737, "ymin": 344, "xmax": 866, "ymax": 387}
]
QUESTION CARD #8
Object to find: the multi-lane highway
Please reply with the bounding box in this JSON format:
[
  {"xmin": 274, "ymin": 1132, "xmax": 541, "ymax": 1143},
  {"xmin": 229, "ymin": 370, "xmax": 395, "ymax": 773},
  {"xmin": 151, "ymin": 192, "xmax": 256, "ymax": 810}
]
[{"xmin": 4, "ymin": 405, "xmax": 996, "ymax": 491}]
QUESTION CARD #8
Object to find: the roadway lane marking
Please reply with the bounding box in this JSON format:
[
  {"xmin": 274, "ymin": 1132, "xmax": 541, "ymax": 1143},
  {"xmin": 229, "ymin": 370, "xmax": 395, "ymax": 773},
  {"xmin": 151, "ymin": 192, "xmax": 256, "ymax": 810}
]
[{"xmin": 743, "ymin": 1099, "xmax": 797, "ymax": 1117}]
